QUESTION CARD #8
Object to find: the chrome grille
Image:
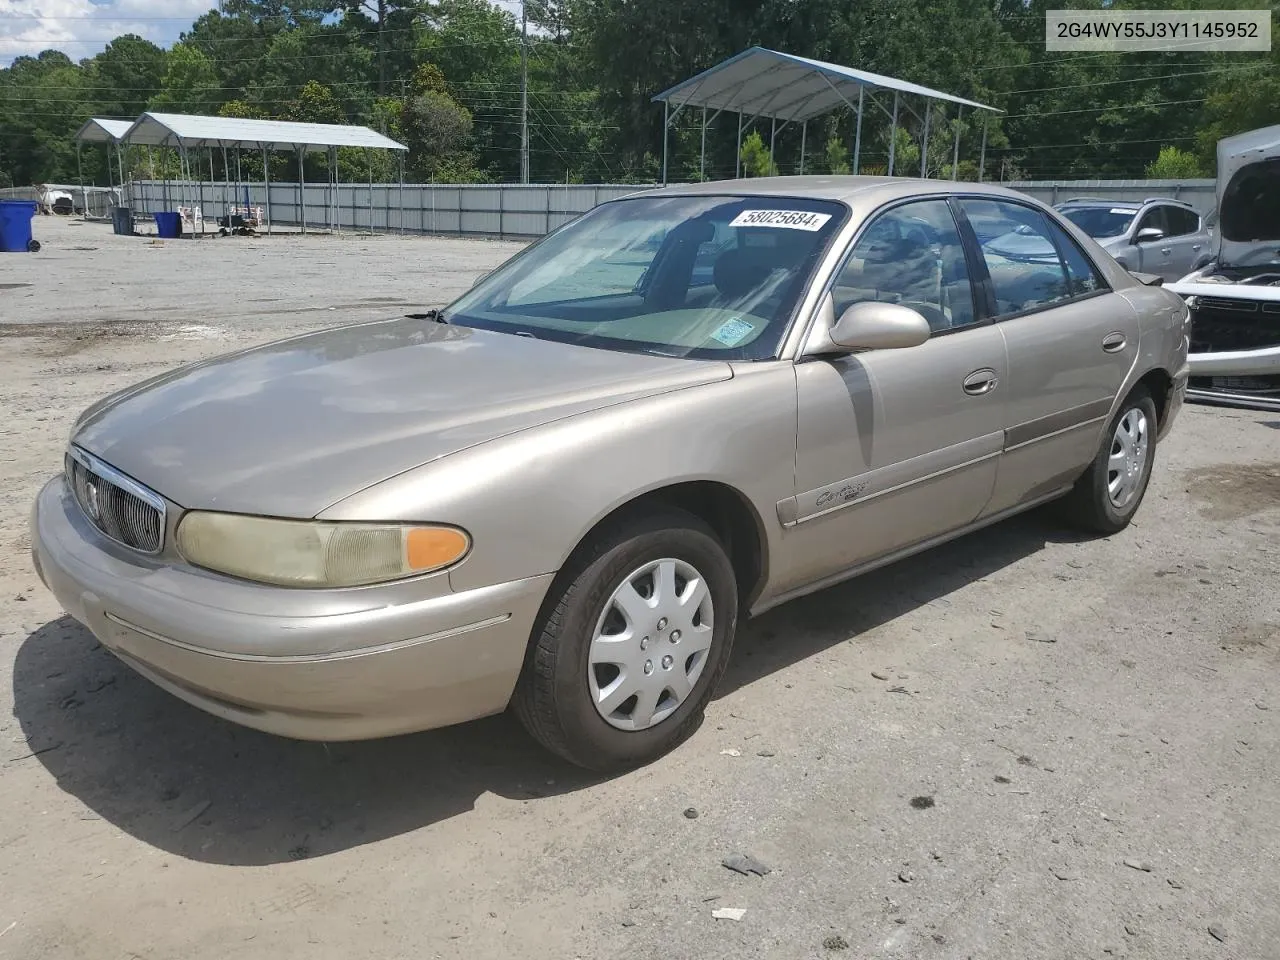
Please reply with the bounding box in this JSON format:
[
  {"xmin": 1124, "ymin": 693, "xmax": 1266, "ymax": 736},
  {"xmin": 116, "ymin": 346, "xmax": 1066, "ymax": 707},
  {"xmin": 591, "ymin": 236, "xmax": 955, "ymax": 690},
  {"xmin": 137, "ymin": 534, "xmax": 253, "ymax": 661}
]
[{"xmin": 65, "ymin": 447, "xmax": 165, "ymax": 553}]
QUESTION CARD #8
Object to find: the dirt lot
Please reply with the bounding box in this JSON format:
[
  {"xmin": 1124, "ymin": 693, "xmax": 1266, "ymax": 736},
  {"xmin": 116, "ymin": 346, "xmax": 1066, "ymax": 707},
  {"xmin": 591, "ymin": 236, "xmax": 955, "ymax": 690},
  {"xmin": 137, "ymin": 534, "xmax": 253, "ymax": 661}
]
[{"xmin": 2, "ymin": 217, "xmax": 1278, "ymax": 960}]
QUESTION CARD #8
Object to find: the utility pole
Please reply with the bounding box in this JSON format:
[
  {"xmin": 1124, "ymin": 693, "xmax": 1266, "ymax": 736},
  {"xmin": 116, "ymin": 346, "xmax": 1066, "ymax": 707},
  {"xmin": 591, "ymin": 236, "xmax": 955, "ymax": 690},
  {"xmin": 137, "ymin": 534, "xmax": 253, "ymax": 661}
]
[{"xmin": 520, "ymin": 0, "xmax": 530, "ymax": 184}]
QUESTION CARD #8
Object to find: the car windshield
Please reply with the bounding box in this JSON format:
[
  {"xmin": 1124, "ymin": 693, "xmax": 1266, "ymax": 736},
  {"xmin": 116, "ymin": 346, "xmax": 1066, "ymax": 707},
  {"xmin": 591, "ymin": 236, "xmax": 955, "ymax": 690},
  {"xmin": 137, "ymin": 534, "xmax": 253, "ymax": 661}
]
[
  {"xmin": 443, "ymin": 194, "xmax": 847, "ymax": 360},
  {"xmin": 1060, "ymin": 206, "xmax": 1136, "ymax": 239}
]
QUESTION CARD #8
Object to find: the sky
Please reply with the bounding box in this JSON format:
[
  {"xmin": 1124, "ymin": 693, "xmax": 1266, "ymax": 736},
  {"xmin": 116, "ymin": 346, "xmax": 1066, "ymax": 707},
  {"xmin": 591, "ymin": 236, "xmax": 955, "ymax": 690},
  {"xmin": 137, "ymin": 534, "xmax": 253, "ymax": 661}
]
[
  {"xmin": 0, "ymin": 0, "xmax": 217, "ymax": 66},
  {"xmin": 0, "ymin": 0, "xmax": 525, "ymax": 67}
]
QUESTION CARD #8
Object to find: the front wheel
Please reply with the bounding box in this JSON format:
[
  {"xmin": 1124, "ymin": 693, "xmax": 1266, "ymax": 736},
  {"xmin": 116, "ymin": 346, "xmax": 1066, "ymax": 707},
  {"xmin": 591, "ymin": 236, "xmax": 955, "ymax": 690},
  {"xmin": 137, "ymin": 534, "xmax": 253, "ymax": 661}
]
[
  {"xmin": 1060, "ymin": 385, "xmax": 1158, "ymax": 534},
  {"xmin": 513, "ymin": 508, "xmax": 738, "ymax": 772}
]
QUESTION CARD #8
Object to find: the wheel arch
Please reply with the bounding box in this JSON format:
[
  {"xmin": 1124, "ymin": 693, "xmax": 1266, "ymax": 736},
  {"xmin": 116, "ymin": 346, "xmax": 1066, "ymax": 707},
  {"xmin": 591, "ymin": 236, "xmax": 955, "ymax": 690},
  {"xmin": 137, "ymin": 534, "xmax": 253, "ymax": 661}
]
[{"xmin": 560, "ymin": 480, "xmax": 769, "ymax": 614}]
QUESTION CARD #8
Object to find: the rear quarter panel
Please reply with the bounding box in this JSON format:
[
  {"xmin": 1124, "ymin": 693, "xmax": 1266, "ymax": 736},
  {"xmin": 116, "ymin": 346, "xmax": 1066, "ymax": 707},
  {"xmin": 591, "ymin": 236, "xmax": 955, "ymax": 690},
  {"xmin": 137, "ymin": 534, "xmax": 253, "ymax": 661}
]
[{"xmin": 1115, "ymin": 284, "xmax": 1191, "ymax": 429}]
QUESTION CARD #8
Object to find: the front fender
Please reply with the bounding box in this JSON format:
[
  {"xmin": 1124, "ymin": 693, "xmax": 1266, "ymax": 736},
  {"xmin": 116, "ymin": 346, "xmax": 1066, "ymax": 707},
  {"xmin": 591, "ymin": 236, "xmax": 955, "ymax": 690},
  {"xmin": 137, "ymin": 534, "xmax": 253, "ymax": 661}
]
[{"xmin": 319, "ymin": 363, "xmax": 800, "ymax": 593}]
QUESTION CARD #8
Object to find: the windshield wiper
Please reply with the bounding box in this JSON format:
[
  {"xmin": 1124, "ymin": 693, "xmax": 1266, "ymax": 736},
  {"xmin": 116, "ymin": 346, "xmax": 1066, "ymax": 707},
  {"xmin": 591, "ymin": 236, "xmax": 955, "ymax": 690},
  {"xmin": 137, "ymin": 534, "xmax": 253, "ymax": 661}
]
[{"xmin": 405, "ymin": 307, "xmax": 448, "ymax": 323}]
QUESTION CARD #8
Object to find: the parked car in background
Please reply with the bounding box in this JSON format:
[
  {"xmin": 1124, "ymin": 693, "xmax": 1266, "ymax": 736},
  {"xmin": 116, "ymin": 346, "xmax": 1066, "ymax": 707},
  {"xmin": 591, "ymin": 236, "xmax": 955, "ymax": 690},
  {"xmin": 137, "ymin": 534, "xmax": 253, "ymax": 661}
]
[
  {"xmin": 31, "ymin": 177, "xmax": 1191, "ymax": 772},
  {"xmin": 1168, "ymin": 124, "xmax": 1280, "ymax": 411},
  {"xmin": 1052, "ymin": 196, "xmax": 1214, "ymax": 281}
]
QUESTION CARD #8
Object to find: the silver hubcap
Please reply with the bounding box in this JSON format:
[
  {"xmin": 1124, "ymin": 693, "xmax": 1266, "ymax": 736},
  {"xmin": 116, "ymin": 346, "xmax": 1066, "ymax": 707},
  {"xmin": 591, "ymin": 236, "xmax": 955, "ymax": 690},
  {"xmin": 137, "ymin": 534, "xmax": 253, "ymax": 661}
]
[
  {"xmin": 588, "ymin": 558, "xmax": 715, "ymax": 731},
  {"xmin": 1107, "ymin": 407, "xmax": 1149, "ymax": 509}
]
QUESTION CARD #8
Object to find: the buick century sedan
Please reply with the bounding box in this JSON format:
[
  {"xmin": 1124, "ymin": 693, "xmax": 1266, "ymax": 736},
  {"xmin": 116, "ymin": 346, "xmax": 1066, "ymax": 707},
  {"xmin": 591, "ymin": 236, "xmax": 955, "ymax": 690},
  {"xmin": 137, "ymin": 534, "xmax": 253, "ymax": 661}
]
[{"xmin": 32, "ymin": 177, "xmax": 1191, "ymax": 771}]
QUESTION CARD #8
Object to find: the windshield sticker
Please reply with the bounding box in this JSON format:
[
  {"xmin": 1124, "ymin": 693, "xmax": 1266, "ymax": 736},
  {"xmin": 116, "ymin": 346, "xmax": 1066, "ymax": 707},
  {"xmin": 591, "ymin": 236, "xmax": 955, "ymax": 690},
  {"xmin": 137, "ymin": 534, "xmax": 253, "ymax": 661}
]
[
  {"xmin": 1110, "ymin": 208, "xmax": 1133, "ymax": 215},
  {"xmin": 710, "ymin": 317, "xmax": 754, "ymax": 346},
  {"xmin": 729, "ymin": 209, "xmax": 833, "ymax": 231}
]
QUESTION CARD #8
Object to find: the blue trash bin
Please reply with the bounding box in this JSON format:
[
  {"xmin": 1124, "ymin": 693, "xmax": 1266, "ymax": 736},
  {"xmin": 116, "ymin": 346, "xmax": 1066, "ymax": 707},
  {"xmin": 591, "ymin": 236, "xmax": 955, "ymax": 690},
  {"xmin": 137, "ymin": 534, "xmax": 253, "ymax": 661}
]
[
  {"xmin": 0, "ymin": 200, "xmax": 39, "ymax": 253},
  {"xmin": 154, "ymin": 211, "xmax": 182, "ymax": 239}
]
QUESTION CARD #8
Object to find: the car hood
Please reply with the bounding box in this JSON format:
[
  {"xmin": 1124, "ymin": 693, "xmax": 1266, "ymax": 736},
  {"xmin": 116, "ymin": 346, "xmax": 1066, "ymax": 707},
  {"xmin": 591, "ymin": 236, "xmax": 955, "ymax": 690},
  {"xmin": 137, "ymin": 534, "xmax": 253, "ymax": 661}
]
[
  {"xmin": 1216, "ymin": 126, "xmax": 1280, "ymax": 268},
  {"xmin": 72, "ymin": 317, "xmax": 733, "ymax": 517}
]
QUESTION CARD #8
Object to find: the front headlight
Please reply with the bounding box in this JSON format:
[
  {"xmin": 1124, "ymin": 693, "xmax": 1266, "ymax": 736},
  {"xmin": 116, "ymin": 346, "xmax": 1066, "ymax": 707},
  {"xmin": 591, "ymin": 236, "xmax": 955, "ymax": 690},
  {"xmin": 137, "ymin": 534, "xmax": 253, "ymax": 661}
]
[{"xmin": 175, "ymin": 512, "xmax": 470, "ymax": 587}]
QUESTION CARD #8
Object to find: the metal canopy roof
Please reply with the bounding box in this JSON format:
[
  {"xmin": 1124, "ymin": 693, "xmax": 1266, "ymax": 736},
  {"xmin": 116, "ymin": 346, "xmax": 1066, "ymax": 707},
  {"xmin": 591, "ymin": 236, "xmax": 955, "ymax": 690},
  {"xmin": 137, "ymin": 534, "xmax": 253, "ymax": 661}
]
[
  {"xmin": 74, "ymin": 118, "xmax": 134, "ymax": 144},
  {"xmin": 121, "ymin": 112, "xmax": 407, "ymax": 152},
  {"xmin": 652, "ymin": 47, "xmax": 1000, "ymax": 123}
]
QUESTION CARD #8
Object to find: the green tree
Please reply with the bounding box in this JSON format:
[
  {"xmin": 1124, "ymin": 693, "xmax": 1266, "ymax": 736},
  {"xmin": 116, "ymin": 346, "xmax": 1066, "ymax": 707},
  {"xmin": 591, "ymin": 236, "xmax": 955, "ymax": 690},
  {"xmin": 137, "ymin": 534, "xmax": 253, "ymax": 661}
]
[
  {"xmin": 824, "ymin": 137, "xmax": 851, "ymax": 175},
  {"xmin": 1145, "ymin": 145, "xmax": 1203, "ymax": 179},
  {"xmin": 87, "ymin": 35, "xmax": 167, "ymax": 117},
  {"xmin": 150, "ymin": 44, "xmax": 220, "ymax": 114},
  {"xmin": 286, "ymin": 80, "xmax": 347, "ymax": 124},
  {"xmin": 739, "ymin": 130, "xmax": 778, "ymax": 177}
]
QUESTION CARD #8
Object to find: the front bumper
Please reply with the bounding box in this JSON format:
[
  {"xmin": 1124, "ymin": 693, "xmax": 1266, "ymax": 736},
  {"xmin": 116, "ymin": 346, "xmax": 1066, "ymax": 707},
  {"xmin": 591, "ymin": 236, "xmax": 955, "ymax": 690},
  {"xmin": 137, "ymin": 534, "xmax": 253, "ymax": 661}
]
[{"xmin": 31, "ymin": 476, "xmax": 554, "ymax": 741}]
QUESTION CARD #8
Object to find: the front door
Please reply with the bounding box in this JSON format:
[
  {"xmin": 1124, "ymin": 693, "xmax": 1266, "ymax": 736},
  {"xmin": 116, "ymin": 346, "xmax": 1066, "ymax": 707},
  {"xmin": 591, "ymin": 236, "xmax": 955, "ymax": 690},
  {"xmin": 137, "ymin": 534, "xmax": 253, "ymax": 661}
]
[
  {"xmin": 777, "ymin": 198, "xmax": 1007, "ymax": 595},
  {"xmin": 955, "ymin": 198, "xmax": 1141, "ymax": 516},
  {"xmin": 1132, "ymin": 206, "xmax": 1173, "ymax": 277}
]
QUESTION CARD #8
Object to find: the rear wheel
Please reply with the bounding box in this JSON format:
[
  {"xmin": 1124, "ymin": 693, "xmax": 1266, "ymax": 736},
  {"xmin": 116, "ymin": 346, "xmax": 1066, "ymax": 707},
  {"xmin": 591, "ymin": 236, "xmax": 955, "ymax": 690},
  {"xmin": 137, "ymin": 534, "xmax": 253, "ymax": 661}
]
[
  {"xmin": 1060, "ymin": 386, "xmax": 1157, "ymax": 534},
  {"xmin": 513, "ymin": 508, "xmax": 738, "ymax": 772}
]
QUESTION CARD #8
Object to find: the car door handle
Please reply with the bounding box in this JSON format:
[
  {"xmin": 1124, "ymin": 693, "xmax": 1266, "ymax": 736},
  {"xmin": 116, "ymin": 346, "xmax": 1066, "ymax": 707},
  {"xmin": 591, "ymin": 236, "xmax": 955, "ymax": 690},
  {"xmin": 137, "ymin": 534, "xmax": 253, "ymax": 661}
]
[
  {"xmin": 962, "ymin": 368, "xmax": 999, "ymax": 396},
  {"xmin": 1160, "ymin": 247, "xmax": 1171, "ymax": 255},
  {"xmin": 1102, "ymin": 332, "xmax": 1127, "ymax": 353},
  {"xmin": 1192, "ymin": 244, "xmax": 1202, "ymax": 251}
]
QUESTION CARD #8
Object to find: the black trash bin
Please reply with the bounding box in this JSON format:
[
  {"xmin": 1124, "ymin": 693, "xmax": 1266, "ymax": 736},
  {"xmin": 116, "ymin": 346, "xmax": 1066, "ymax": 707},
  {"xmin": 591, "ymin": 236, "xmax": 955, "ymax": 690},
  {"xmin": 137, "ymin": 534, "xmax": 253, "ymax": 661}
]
[{"xmin": 111, "ymin": 206, "xmax": 134, "ymax": 236}]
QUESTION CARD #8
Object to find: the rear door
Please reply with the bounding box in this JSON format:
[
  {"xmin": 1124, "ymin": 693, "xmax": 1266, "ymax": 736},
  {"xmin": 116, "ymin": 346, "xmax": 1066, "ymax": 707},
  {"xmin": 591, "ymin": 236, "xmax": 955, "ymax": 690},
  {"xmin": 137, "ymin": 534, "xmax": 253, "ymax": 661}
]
[{"xmin": 956, "ymin": 198, "xmax": 1139, "ymax": 517}]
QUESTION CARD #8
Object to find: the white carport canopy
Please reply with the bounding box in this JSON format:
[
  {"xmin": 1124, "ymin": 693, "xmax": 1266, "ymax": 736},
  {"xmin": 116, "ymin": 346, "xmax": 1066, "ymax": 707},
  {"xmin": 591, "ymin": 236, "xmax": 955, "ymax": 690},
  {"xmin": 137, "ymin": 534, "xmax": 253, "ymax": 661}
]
[
  {"xmin": 74, "ymin": 118, "xmax": 133, "ymax": 144},
  {"xmin": 651, "ymin": 46, "xmax": 1003, "ymax": 182},
  {"xmin": 121, "ymin": 112, "xmax": 406, "ymax": 153},
  {"xmin": 72, "ymin": 118, "xmax": 134, "ymax": 194},
  {"xmin": 117, "ymin": 113, "xmax": 407, "ymax": 237}
]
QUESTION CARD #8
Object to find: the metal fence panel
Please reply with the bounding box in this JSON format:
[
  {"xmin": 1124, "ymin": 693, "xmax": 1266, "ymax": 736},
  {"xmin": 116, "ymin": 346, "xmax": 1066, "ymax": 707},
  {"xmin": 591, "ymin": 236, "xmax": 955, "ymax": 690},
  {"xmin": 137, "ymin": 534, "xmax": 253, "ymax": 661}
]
[{"xmin": 117, "ymin": 178, "xmax": 1221, "ymax": 238}]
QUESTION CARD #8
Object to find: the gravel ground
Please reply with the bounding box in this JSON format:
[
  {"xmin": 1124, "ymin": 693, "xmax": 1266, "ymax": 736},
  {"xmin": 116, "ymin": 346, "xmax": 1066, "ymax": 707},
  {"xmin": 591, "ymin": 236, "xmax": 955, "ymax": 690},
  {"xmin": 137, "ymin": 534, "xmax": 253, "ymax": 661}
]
[{"xmin": 1, "ymin": 217, "xmax": 1278, "ymax": 960}]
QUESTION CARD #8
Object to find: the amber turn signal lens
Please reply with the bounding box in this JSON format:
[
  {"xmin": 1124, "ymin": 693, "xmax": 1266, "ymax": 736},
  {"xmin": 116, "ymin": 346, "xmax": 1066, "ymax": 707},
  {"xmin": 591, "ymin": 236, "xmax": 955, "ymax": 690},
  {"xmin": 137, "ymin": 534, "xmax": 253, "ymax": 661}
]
[{"xmin": 406, "ymin": 526, "xmax": 470, "ymax": 571}]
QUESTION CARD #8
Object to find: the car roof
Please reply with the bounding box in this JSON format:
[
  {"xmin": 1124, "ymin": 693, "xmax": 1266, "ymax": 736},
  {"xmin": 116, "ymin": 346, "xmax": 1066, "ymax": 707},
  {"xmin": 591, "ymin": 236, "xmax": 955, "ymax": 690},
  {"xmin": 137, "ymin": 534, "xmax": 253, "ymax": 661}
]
[{"xmin": 629, "ymin": 175, "xmax": 1044, "ymax": 207}]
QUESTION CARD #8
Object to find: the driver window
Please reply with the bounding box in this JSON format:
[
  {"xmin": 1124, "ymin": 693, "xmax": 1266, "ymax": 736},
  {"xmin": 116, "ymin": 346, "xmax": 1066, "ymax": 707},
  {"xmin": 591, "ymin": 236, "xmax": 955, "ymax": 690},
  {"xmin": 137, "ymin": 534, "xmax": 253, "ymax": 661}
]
[{"xmin": 832, "ymin": 200, "xmax": 976, "ymax": 333}]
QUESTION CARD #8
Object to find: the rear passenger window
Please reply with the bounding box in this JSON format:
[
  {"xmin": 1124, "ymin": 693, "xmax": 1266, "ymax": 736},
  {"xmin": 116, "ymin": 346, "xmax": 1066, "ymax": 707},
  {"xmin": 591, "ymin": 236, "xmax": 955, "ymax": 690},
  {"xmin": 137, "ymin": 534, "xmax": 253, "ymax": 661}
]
[
  {"xmin": 959, "ymin": 199, "xmax": 1072, "ymax": 318},
  {"xmin": 1046, "ymin": 219, "xmax": 1107, "ymax": 296},
  {"xmin": 1165, "ymin": 206, "xmax": 1200, "ymax": 236}
]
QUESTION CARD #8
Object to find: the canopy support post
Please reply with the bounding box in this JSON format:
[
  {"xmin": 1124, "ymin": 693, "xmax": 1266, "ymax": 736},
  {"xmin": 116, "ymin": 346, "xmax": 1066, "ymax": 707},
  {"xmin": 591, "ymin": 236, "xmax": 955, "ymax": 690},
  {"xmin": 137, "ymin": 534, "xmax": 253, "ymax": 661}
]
[
  {"xmin": 76, "ymin": 142, "xmax": 85, "ymax": 217},
  {"xmin": 921, "ymin": 102, "xmax": 932, "ymax": 178},
  {"xmin": 262, "ymin": 148, "xmax": 271, "ymax": 234},
  {"xmin": 978, "ymin": 114, "xmax": 989, "ymax": 182},
  {"xmin": 661, "ymin": 100, "xmax": 669, "ymax": 186},
  {"xmin": 399, "ymin": 153, "xmax": 405, "ymax": 234},
  {"xmin": 769, "ymin": 115, "xmax": 777, "ymax": 164},
  {"xmin": 888, "ymin": 92, "xmax": 899, "ymax": 176},
  {"xmin": 799, "ymin": 119, "xmax": 807, "ymax": 175},
  {"xmin": 951, "ymin": 106, "xmax": 963, "ymax": 180},
  {"xmin": 735, "ymin": 111, "xmax": 744, "ymax": 178},
  {"xmin": 367, "ymin": 149, "xmax": 375, "ymax": 235},
  {"xmin": 699, "ymin": 106, "xmax": 707, "ymax": 182},
  {"xmin": 853, "ymin": 85, "xmax": 865, "ymax": 175},
  {"xmin": 221, "ymin": 146, "xmax": 229, "ymax": 231},
  {"xmin": 297, "ymin": 147, "xmax": 306, "ymax": 234}
]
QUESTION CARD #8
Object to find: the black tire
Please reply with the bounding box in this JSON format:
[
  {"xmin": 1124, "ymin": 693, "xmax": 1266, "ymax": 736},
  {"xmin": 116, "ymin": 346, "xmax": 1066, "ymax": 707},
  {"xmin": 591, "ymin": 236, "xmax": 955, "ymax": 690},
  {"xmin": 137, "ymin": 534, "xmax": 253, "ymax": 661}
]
[
  {"xmin": 27, "ymin": 239, "xmax": 40, "ymax": 253},
  {"xmin": 513, "ymin": 507, "xmax": 738, "ymax": 772},
  {"xmin": 1060, "ymin": 385, "xmax": 1158, "ymax": 534}
]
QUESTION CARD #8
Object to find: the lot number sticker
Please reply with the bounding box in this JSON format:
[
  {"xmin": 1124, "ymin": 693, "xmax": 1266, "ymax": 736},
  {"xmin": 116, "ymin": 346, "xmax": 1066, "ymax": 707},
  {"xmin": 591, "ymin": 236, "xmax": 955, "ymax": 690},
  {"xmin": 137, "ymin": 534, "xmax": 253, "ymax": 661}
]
[{"xmin": 730, "ymin": 209, "xmax": 833, "ymax": 231}]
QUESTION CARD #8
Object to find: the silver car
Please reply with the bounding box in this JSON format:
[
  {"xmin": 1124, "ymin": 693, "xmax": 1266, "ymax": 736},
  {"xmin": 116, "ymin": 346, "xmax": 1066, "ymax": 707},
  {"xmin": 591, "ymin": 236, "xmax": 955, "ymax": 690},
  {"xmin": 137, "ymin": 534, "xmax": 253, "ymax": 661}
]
[
  {"xmin": 30, "ymin": 177, "xmax": 1191, "ymax": 771},
  {"xmin": 1049, "ymin": 196, "xmax": 1213, "ymax": 281}
]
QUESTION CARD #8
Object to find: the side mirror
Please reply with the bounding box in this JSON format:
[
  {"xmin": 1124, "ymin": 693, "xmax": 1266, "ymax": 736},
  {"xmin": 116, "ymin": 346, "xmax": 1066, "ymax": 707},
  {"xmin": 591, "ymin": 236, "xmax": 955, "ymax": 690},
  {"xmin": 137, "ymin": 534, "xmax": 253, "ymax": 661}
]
[
  {"xmin": 829, "ymin": 301, "xmax": 932, "ymax": 351},
  {"xmin": 1135, "ymin": 227, "xmax": 1164, "ymax": 243}
]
